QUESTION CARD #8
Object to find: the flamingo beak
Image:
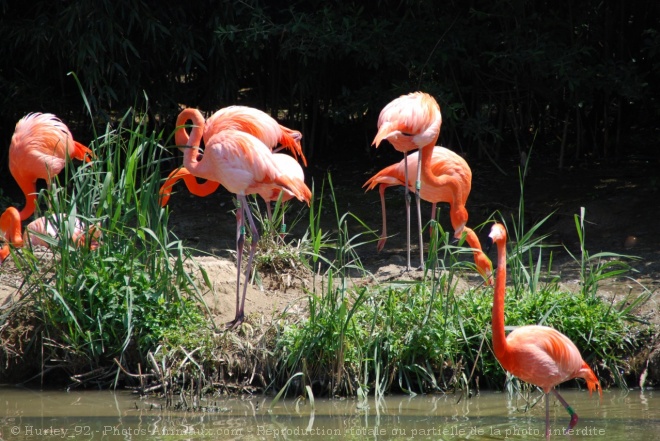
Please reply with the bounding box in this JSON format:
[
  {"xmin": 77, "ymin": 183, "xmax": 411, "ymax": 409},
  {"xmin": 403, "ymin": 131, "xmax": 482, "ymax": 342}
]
[{"xmin": 485, "ymin": 235, "xmax": 494, "ymax": 254}]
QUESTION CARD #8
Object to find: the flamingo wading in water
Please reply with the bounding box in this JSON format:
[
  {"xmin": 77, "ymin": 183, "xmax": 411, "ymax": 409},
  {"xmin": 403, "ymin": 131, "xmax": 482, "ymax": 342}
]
[
  {"xmin": 488, "ymin": 223, "xmax": 601, "ymax": 439},
  {"xmin": 175, "ymin": 108, "xmax": 311, "ymax": 328},
  {"xmin": 372, "ymin": 92, "xmax": 442, "ymax": 270},
  {"xmin": 364, "ymin": 146, "xmax": 492, "ymax": 282},
  {"xmin": 9, "ymin": 113, "xmax": 93, "ymax": 221}
]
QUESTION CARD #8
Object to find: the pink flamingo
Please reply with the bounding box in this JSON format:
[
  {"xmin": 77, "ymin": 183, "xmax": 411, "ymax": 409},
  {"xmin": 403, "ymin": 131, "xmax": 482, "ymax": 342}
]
[
  {"xmin": 372, "ymin": 92, "xmax": 442, "ymax": 269},
  {"xmin": 159, "ymin": 105, "xmax": 307, "ymax": 210},
  {"xmin": 0, "ymin": 206, "xmax": 101, "ymax": 264},
  {"xmin": 176, "ymin": 108, "xmax": 311, "ymax": 328},
  {"xmin": 9, "ymin": 113, "xmax": 93, "ymax": 221},
  {"xmin": 364, "ymin": 147, "xmax": 492, "ymax": 282},
  {"xmin": 489, "ymin": 223, "xmax": 602, "ymax": 439}
]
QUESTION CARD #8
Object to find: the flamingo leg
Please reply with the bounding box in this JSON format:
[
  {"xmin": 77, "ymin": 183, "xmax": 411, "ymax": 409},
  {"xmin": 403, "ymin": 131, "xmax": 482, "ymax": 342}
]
[
  {"xmin": 280, "ymin": 206, "xmax": 287, "ymax": 238},
  {"xmin": 429, "ymin": 202, "xmax": 437, "ymax": 241},
  {"xmin": 266, "ymin": 201, "xmax": 273, "ymax": 222},
  {"xmin": 377, "ymin": 183, "xmax": 388, "ymax": 252},
  {"xmin": 239, "ymin": 195, "xmax": 260, "ymax": 325},
  {"xmin": 552, "ymin": 389, "xmax": 579, "ymax": 433},
  {"xmin": 228, "ymin": 195, "xmax": 260, "ymax": 329},
  {"xmin": 415, "ymin": 155, "xmax": 424, "ymax": 269},
  {"xmin": 228, "ymin": 198, "xmax": 246, "ymax": 329},
  {"xmin": 545, "ymin": 392, "xmax": 551, "ymax": 440},
  {"xmin": 403, "ymin": 152, "xmax": 411, "ymax": 270}
]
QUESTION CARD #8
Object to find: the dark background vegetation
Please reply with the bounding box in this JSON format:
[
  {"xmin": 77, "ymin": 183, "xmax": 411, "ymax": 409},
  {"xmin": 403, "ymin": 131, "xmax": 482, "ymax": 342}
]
[{"xmin": 1, "ymin": 0, "xmax": 659, "ymax": 194}]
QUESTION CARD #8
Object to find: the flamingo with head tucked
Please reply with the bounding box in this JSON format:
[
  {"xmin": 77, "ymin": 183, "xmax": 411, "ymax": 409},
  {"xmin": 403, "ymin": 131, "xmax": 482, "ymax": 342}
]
[
  {"xmin": 175, "ymin": 108, "xmax": 311, "ymax": 328},
  {"xmin": 9, "ymin": 113, "xmax": 93, "ymax": 221},
  {"xmin": 364, "ymin": 146, "xmax": 492, "ymax": 282},
  {"xmin": 372, "ymin": 92, "xmax": 442, "ymax": 270},
  {"xmin": 488, "ymin": 222, "xmax": 602, "ymax": 439}
]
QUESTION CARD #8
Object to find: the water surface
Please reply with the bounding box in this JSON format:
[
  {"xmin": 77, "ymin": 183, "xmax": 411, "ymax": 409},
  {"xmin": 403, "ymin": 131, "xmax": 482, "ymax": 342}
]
[{"xmin": 0, "ymin": 387, "xmax": 658, "ymax": 440}]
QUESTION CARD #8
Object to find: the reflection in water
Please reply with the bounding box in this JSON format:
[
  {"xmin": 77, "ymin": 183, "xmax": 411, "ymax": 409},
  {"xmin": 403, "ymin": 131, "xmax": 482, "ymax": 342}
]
[{"xmin": 0, "ymin": 388, "xmax": 658, "ymax": 440}]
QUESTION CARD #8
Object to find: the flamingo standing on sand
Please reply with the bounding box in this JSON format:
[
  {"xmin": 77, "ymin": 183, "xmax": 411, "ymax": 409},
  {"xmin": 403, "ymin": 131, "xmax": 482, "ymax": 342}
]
[
  {"xmin": 372, "ymin": 92, "xmax": 442, "ymax": 270},
  {"xmin": 176, "ymin": 109, "xmax": 311, "ymax": 328},
  {"xmin": 0, "ymin": 206, "xmax": 101, "ymax": 264},
  {"xmin": 364, "ymin": 146, "xmax": 492, "ymax": 282},
  {"xmin": 9, "ymin": 113, "xmax": 93, "ymax": 221},
  {"xmin": 159, "ymin": 106, "xmax": 307, "ymax": 217},
  {"xmin": 488, "ymin": 223, "xmax": 602, "ymax": 439}
]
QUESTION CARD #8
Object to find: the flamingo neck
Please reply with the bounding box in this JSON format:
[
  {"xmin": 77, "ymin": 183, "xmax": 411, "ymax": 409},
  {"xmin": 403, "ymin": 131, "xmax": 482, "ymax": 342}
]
[
  {"xmin": 175, "ymin": 108, "xmax": 205, "ymax": 148},
  {"xmin": 177, "ymin": 109, "xmax": 205, "ymax": 172},
  {"xmin": 419, "ymin": 144, "xmax": 441, "ymax": 184},
  {"xmin": 492, "ymin": 235, "xmax": 510, "ymax": 362}
]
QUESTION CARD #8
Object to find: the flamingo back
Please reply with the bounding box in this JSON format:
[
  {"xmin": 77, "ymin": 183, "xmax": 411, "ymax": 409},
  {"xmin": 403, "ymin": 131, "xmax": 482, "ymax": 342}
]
[
  {"xmin": 503, "ymin": 325, "xmax": 594, "ymax": 394},
  {"xmin": 206, "ymin": 106, "xmax": 306, "ymax": 165}
]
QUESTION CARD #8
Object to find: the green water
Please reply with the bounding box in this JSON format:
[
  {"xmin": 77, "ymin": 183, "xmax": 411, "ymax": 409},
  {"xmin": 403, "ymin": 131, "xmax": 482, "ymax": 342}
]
[{"xmin": 0, "ymin": 388, "xmax": 658, "ymax": 440}]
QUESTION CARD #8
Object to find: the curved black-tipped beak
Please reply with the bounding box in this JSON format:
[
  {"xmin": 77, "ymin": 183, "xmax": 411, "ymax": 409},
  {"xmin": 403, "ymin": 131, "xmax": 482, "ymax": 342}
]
[{"xmin": 485, "ymin": 235, "xmax": 494, "ymax": 254}]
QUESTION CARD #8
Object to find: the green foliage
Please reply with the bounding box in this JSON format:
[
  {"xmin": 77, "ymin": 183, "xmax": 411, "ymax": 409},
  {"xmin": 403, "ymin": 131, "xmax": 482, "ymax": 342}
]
[
  {"xmin": 1, "ymin": 0, "xmax": 657, "ymax": 168},
  {"xmin": 271, "ymin": 190, "xmax": 647, "ymax": 397},
  {"xmin": 10, "ymin": 97, "xmax": 210, "ymax": 375},
  {"xmin": 568, "ymin": 207, "xmax": 636, "ymax": 299}
]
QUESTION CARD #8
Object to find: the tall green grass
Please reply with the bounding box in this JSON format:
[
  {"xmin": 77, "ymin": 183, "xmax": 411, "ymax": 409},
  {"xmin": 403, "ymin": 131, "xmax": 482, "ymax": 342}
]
[
  {"xmin": 268, "ymin": 164, "xmax": 650, "ymax": 399},
  {"xmin": 1, "ymin": 98, "xmax": 650, "ymax": 397},
  {"xmin": 7, "ymin": 102, "xmax": 211, "ymax": 384}
]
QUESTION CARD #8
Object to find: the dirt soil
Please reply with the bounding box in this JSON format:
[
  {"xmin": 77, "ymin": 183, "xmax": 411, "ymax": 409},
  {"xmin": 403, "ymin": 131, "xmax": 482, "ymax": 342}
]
[
  {"xmin": 152, "ymin": 155, "xmax": 660, "ymax": 325},
  {"xmin": 1, "ymin": 154, "xmax": 659, "ymax": 382}
]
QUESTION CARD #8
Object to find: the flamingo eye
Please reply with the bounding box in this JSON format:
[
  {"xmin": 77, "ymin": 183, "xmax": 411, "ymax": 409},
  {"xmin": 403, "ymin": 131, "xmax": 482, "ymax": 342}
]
[{"xmin": 401, "ymin": 132, "xmax": 413, "ymax": 137}]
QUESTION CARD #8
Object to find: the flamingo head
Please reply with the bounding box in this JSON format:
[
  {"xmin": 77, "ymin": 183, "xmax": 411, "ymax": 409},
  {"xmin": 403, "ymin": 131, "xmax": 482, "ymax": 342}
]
[{"xmin": 488, "ymin": 223, "xmax": 507, "ymax": 246}]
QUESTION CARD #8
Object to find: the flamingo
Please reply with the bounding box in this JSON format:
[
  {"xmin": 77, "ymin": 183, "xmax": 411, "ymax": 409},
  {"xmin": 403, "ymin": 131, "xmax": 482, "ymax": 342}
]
[
  {"xmin": 0, "ymin": 207, "xmax": 24, "ymax": 264},
  {"xmin": 0, "ymin": 206, "xmax": 101, "ymax": 265},
  {"xmin": 488, "ymin": 223, "xmax": 602, "ymax": 439},
  {"xmin": 160, "ymin": 155, "xmax": 305, "ymax": 229},
  {"xmin": 176, "ymin": 108, "xmax": 311, "ymax": 328},
  {"xmin": 363, "ymin": 147, "xmax": 492, "ymax": 282},
  {"xmin": 159, "ymin": 105, "xmax": 307, "ymax": 210},
  {"xmin": 372, "ymin": 92, "xmax": 442, "ymax": 270},
  {"xmin": 9, "ymin": 113, "xmax": 93, "ymax": 221}
]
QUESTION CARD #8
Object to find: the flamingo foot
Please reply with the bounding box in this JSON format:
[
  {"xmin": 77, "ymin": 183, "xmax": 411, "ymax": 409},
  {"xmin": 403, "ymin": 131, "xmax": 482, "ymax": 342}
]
[
  {"xmin": 225, "ymin": 314, "xmax": 245, "ymax": 330},
  {"xmin": 567, "ymin": 412, "xmax": 579, "ymax": 430}
]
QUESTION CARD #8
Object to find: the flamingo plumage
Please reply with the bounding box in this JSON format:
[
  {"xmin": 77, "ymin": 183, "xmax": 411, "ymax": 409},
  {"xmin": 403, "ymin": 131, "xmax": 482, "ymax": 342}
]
[
  {"xmin": 489, "ymin": 223, "xmax": 601, "ymax": 439},
  {"xmin": 364, "ymin": 146, "xmax": 492, "ymax": 282},
  {"xmin": 8, "ymin": 113, "xmax": 93, "ymax": 221},
  {"xmin": 159, "ymin": 105, "xmax": 307, "ymax": 208},
  {"xmin": 372, "ymin": 92, "xmax": 442, "ymax": 270},
  {"xmin": 176, "ymin": 108, "xmax": 310, "ymax": 328},
  {"xmin": 0, "ymin": 206, "xmax": 101, "ymax": 265}
]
